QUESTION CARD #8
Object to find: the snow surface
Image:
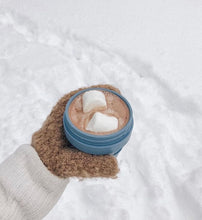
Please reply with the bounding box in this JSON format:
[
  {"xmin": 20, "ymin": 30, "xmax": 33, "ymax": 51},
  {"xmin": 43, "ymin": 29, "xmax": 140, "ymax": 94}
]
[{"xmin": 0, "ymin": 3, "xmax": 202, "ymax": 220}]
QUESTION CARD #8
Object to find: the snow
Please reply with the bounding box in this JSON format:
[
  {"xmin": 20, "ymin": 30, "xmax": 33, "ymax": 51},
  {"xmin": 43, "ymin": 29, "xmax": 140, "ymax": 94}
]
[{"xmin": 0, "ymin": 1, "xmax": 202, "ymax": 220}]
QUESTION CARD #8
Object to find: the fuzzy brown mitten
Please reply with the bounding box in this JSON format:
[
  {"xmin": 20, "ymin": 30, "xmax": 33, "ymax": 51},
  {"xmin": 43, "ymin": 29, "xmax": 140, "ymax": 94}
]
[{"xmin": 31, "ymin": 84, "xmax": 120, "ymax": 178}]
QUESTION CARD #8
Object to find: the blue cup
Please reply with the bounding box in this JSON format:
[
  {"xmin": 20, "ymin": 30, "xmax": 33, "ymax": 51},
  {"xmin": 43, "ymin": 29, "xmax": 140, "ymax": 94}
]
[{"xmin": 63, "ymin": 87, "xmax": 134, "ymax": 156}]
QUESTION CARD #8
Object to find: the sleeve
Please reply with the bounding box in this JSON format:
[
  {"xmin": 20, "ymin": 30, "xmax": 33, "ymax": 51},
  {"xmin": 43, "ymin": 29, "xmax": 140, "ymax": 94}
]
[{"xmin": 0, "ymin": 144, "xmax": 69, "ymax": 220}]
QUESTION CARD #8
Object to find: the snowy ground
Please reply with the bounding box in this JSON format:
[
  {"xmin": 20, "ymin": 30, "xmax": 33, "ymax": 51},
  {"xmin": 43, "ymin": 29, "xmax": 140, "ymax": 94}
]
[{"xmin": 0, "ymin": 1, "xmax": 202, "ymax": 220}]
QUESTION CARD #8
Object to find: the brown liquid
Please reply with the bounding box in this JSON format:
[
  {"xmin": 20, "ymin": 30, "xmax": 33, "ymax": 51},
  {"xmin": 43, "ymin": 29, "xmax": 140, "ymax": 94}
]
[{"xmin": 68, "ymin": 91, "xmax": 130, "ymax": 135}]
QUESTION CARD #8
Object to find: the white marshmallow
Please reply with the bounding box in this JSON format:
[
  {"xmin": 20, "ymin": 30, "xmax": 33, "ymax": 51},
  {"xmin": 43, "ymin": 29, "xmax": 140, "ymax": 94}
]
[
  {"xmin": 86, "ymin": 112, "xmax": 118, "ymax": 132},
  {"xmin": 82, "ymin": 90, "xmax": 107, "ymax": 113}
]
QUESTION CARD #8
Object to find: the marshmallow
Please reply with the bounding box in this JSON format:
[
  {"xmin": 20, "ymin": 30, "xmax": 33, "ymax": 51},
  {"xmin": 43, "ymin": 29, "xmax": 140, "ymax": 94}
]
[
  {"xmin": 82, "ymin": 90, "xmax": 107, "ymax": 113},
  {"xmin": 86, "ymin": 112, "xmax": 118, "ymax": 132}
]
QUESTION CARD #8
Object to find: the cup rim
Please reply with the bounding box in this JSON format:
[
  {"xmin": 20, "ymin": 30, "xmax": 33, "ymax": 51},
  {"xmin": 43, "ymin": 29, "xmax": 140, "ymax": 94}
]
[{"xmin": 64, "ymin": 87, "xmax": 133, "ymax": 139}]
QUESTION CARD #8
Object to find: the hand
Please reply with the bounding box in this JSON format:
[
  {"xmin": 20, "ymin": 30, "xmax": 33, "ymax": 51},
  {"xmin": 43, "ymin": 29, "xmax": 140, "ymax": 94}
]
[{"xmin": 31, "ymin": 84, "xmax": 120, "ymax": 178}]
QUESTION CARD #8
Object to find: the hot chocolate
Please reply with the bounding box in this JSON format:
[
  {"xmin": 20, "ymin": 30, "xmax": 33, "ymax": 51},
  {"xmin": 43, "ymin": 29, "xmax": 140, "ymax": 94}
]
[{"xmin": 68, "ymin": 90, "xmax": 130, "ymax": 135}]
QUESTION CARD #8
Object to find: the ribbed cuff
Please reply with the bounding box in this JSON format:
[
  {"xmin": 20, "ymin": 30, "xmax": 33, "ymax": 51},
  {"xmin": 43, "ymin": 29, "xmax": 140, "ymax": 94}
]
[{"xmin": 0, "ymin": 144, "xmax": 69, "ymax": 219}]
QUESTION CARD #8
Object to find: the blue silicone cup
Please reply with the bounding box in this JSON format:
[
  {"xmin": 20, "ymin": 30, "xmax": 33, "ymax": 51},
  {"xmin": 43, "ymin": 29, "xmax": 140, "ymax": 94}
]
[{"xmin": 63, "ymin": 87, "xmax": 134, "ymax": 156}]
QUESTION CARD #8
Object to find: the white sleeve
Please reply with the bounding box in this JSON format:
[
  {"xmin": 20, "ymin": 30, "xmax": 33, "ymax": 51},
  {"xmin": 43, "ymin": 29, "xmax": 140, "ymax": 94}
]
[{"xmin": 0, "ymin": 144, "xmax": 69, "ymax": 220}]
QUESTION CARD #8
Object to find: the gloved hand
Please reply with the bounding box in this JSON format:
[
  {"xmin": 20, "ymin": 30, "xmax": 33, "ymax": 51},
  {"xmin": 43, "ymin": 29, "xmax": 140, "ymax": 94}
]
[{"xmin": 31, "ymin": 84, "xmax": 120, "ymax": 178}]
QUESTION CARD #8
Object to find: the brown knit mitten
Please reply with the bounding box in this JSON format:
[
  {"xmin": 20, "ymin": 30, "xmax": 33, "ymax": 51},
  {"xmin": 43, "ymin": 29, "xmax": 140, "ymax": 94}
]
[{"xmin": 31, "ymin": 84, "xmax": 120, "ymax": 178}]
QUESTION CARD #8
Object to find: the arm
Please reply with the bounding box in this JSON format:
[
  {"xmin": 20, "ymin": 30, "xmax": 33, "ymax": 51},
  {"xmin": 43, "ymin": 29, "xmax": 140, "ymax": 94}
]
[
  {"xmin": 0, "ymin": 144, "xmax": 69, "ymax": 220},
  {"xmin": 0, "ymin": 84, "xmax": 119, "ymax": 220}
]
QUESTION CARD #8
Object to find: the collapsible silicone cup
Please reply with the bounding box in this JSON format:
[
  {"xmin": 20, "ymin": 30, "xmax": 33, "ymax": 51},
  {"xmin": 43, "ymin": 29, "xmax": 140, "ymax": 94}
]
[{"xmin": 63, "ymin": 87, "xmax": 134, "ymax": 156}]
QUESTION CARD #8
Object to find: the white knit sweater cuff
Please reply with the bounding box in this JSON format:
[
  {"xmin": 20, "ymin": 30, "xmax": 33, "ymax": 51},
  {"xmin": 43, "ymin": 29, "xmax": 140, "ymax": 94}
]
[{"xmin": 0, "ymin": 144, "xmax": 69, "ymax": 220}]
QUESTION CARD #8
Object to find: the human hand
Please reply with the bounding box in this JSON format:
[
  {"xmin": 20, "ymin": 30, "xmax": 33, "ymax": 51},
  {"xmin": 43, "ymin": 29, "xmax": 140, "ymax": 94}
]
[{"xmin": 31, "ymin": 84, "xmax": 120, "ymax": 178}]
